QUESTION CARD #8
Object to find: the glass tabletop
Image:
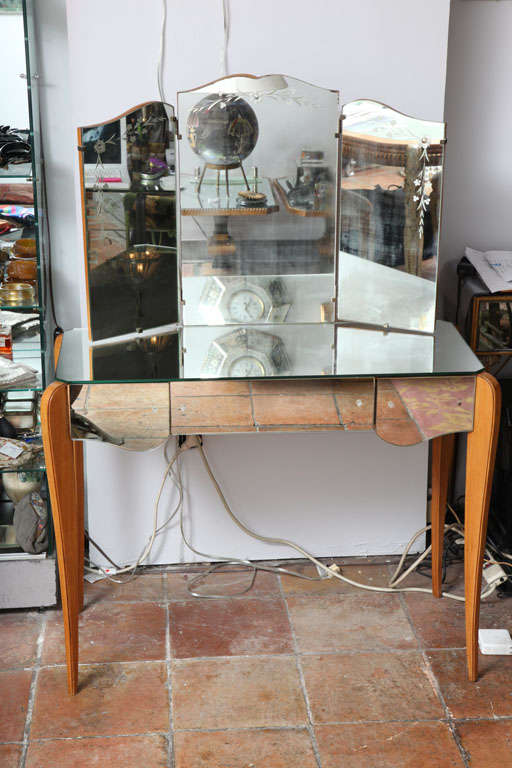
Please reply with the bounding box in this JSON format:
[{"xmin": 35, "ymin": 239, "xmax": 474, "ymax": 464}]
[{"xmin": 55, "ymin": 320, "xmax": 482, "ymax": 384}]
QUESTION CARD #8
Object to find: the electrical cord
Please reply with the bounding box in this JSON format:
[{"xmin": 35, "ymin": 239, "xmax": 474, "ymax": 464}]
[
  {"xmin": 157, "ymin": 0, "xmax": 167, "ymax": 104},
  {"xmin": 194, "ymin": 439, "xmax": 498, "ymax": 602},
  {"xmin": 221, "ymin": 0, "xmax": 230, "ymax": 77},
  {"xmin": 85, "ymin": 435, "xmax": 500, "ymax": 602},
  {"xmin": 85, "ymin": 437, "xmax": 185, "ymax": 581}
]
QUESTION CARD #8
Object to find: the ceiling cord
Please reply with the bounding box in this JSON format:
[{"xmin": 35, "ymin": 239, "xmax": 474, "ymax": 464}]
[
  {"xmin": 221, "ymin": 0, "xmax": 230, "ymax": 77},
  {"xmin": 157, "ymin": 0, "xmax": 167, "ymax": 103}
]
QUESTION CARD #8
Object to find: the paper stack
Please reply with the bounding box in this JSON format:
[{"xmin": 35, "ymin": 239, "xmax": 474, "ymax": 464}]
[{"xmin": 465, "ymin": 247, "xmax": 512, "ymax": 293}]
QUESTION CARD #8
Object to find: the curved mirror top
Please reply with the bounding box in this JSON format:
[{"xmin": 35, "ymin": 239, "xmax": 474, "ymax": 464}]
[
  {"xmin": 79, "ymin": 102, "xmax": 178, "ymax": 343},
  {"xmin": 338, "ymin": 99, "xmax": 445, "ymax": 335},
  {"xmin": 343, "ymin": 99, "xmax": 445, "ymax": 143}
]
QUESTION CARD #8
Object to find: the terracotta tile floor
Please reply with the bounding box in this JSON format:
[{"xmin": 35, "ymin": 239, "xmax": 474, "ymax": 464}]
[{"xmin": 2, "ymin": 559, "xmax": 512, "ymax": 766}]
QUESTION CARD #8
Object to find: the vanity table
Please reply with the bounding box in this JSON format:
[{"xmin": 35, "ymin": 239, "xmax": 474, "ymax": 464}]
[{"xmin": 41, "ymin": 75, "xmax": 500, "ymax": 695}]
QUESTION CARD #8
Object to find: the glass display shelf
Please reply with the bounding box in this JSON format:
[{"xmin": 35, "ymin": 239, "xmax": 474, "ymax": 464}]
[
  {"xmin": 0, "ymin": 349, "xmax": 43, "ymax": 392},
  {"xmin": 0, "ymin": 454, "xmax": 45, "ymax": 474},
  {"xmin": 55, "ymin": 320, "xmax": 483, "ymax": 385},
  {"xmin": 0, "ymin": 164, "xmax": 33, "ymax": 179}
]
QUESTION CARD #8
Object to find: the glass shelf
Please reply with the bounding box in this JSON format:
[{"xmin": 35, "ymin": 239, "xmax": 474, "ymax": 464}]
[
  {"xmin": 0, "ymin": 453, "xmax": 45, "ymax": 474},
  {"xmin": 0, "ymin": 349, "xmax": 43, "ymax": 392},
  {"xmin": 0, "ymin": 164, "xmax": 33, "ymax": 179}
]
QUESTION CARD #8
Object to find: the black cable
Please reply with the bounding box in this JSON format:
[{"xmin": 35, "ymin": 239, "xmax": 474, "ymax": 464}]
[{"xmin": 84, "ymin": 529, "xmax": 121, "ymax": 570}]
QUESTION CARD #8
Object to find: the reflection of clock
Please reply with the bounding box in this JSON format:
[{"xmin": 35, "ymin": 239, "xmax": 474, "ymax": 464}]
[
  {"xmin": 228, "ymin": 356, "xmax": 266, "ymax": 377},
  {"xmin": 199, "ymin": 277, "xmax": 290, "ymax": 324},
  {"xmin": 228, "ymin": 290, "xmax": 265, "ymax": 322},
  {"xmin": 201, "ymin": 328, "xmax": 290, "ymax": 378}
]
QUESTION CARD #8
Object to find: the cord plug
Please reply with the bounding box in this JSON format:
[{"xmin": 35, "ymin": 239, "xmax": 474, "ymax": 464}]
[
  {"xmin": 483, "ymin": 562, "xmax": 508, "ymax": 587},
  {"xmin": 315, "ymin": 563, "xmax": 341, "ymax": 579}
]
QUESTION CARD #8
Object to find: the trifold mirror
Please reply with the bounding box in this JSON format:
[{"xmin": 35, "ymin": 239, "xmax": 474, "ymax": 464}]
[{"xmin": 77, "ymin": 75, "xmax": 445, "ymax": 380}]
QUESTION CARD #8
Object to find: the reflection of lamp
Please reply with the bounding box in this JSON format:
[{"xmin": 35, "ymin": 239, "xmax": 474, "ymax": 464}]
[
  {"xmin": 119, "ymin": 246, "xmax": 162, "ymax": 330},
  {"xmin": 187, "ymin": 93, "xmax": 258, "ymax": 195},
  {"xmin": 137, "ymin": 333, "xmax": 172, "ymax": 378}
]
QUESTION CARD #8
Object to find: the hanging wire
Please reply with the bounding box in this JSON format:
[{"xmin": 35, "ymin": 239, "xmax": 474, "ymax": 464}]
[
  {"xmin": 157, "ymin": 0, "xmax": 167, "ymax": 103},
  {"xmin": 221, "ymin": 0, "xmax": 230, "ymax": 77}
]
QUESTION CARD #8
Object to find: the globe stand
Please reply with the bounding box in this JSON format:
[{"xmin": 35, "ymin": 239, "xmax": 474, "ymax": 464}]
[{"xmin": 197, "ymin": 160, "xmax": 250, "ymax": 197}]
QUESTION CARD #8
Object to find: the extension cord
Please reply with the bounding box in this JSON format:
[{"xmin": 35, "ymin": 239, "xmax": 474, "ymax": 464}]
[{"xmin": 483, "ymin": 562, "xmax": 508, "ymax": 587}]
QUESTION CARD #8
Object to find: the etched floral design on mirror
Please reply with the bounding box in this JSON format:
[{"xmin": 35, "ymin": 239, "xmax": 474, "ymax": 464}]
[
  {"xmin": 338, "ymin": 99, "xmax": 445, "ymax": 334},
  {"xmin": 79, "ymin": 102, "xmax": 179, "ymax": 344}
]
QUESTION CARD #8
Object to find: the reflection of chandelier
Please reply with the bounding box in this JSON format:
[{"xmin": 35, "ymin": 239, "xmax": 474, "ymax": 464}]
[
  {"xmin": 119, "ymin": 246, "xmax": 162, "ymax": 330},
  {"xmin": 122, "ymin": 247, "xmax": 161, "ymax": 283},
  {"xmin": 137, "ymin": 333, "xmax": 173, "ymax": 377}
]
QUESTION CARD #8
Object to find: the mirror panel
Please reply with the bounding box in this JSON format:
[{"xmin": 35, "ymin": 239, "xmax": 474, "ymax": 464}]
[
  {"xmin": 338, "ymin": 100, "xmax": 445, "ymax": 333},
  {"xmin": 79, "ymin": 102, "xmax": 179, "ymax": 342},
  {"xmin": 178, "ymin": 75, "xmax": 339, "ymax": 377}
]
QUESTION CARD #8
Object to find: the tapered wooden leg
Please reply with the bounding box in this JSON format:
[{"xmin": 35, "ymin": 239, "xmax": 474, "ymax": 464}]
[
  {"xmin": 73, "ymin": 441, "xmax": 85, "ymax": 612},
  {"xmin": 465, "ymin": 372, "xmax": 501, "ymax": 681},
  {"xmin": 41, "ymin": 382, "xmax": 82, "ymax": 695},
  {"xmin": 431, "ymin": 434, "xmax": 456, "ymax": 597}
]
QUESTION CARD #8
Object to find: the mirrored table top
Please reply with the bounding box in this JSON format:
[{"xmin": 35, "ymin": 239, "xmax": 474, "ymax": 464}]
[{"xmin": 55, "ymin": 321, "xmax": 482, "ymax": 385}]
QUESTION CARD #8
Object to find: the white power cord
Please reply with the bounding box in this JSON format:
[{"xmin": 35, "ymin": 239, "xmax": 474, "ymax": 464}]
[
  {"xmin": 85, "ymin": 437, "xmax": 185, "ymax": 581},
  {"xmin": 86, "ymin": 435, "xmax": 502, "ymax": 602},
  {"xmin": 157, "ymin": 0, "xmax": 167, "ymax": 103},
  {"xmin": 221, "ymin": 0, "xmax": 230, "ymax": 77},
  {"xmin": 194, "ymin": 439, "xmax": 499, "ymax": 602}
]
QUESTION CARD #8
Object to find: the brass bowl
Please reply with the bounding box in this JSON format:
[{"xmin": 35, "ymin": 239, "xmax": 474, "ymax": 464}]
[{"xmin": 0, "ymin": 282, "xmax": 35, "ymax": 306}]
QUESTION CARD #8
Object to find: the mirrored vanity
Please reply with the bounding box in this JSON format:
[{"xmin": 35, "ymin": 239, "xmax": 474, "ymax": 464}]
[{"xmin": 41, "ymin": 73, "xmax": 500, "ymax": 694}]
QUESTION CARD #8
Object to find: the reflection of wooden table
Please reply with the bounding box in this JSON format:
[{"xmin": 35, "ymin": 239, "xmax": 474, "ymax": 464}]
[
  {"xmin": 42, "ymin": 352, "xmax": 500, "ymax": 695},
  {"xmin": 181, "ymin": 178, "xmax": 278, "ymax": 260}
]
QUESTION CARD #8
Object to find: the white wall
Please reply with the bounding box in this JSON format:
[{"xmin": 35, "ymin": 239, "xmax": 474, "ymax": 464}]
[
  {"xmin": 440, "ymin": 0, "xmax": 512, "ymax": 318},
  {"xmin": 36, "ymin": 0, "xmax": 452, "ymax": 565},
  {"xmin": 1, "ymin": 14, "xmax": 29, "ymax": 129}
]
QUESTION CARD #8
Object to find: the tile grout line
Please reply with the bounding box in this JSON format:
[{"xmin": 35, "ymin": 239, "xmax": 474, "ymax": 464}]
[
  {"xmin": 277, "ymin": 574, "xmax": 323, "ymax": 768},
  {"xmin": 28, "ymin": 644, "xmax": 473, "ymax": 674},
  {"xmin": 19, "ymin": 611, "xmax": 47, "ymax": 768},
  {"xmin": 164, "ymin": 573, "xmax": 175, "ymax": 768},
  {"xmin": 397, "ymin": 583, "xmax": 470, "ymax": 768}
]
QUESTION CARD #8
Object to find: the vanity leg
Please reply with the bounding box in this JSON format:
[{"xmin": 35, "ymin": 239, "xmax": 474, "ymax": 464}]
[
  {"xmin": 41, "ymin": 382, "xmax": 82, "ymax": 695},
  {"xmin": 465, "ymin": 372, "xmax": 500, "ymax": 681},
  {"xmin": 73, "ymin": 441, "xmax": 85, "ymax": 612},
  {"xmin": 431, "ymin": 434, "xmax": 455, "ymax": 598}
]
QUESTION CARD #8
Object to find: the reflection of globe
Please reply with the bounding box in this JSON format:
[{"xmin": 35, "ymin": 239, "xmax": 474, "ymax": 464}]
[{"xmin": 186, "ymin": 93, "xmax": 258, "ymax": 166}]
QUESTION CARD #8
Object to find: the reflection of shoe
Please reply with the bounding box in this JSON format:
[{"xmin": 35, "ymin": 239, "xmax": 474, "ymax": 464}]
[{"xmin": 0, "ymin": 127, "xmax": 31, "ymax": 168}]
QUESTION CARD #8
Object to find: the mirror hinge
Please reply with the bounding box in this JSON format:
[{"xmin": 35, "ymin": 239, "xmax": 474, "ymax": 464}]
[{"xmin": 173, "ymin": 116, "xmax": 182, "ymax": 140}]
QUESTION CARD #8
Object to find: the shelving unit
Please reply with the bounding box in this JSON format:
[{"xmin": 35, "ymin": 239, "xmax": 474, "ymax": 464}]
[{"xmin": 0, "ymin": 0, "xmax": 56, "ymax": 608}]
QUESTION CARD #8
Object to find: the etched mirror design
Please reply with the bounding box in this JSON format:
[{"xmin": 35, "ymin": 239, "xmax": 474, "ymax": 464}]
[
  {"xmin": 338, "ymin": 100, "xmax": 445, "ymax": 333},
  {"xmin": 177, "ymin": 74, "xmax": 339, "ymax": 377},
  {"xmin": 79, "ymin": 102, "xmax": 179, "ymax": 345}
]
